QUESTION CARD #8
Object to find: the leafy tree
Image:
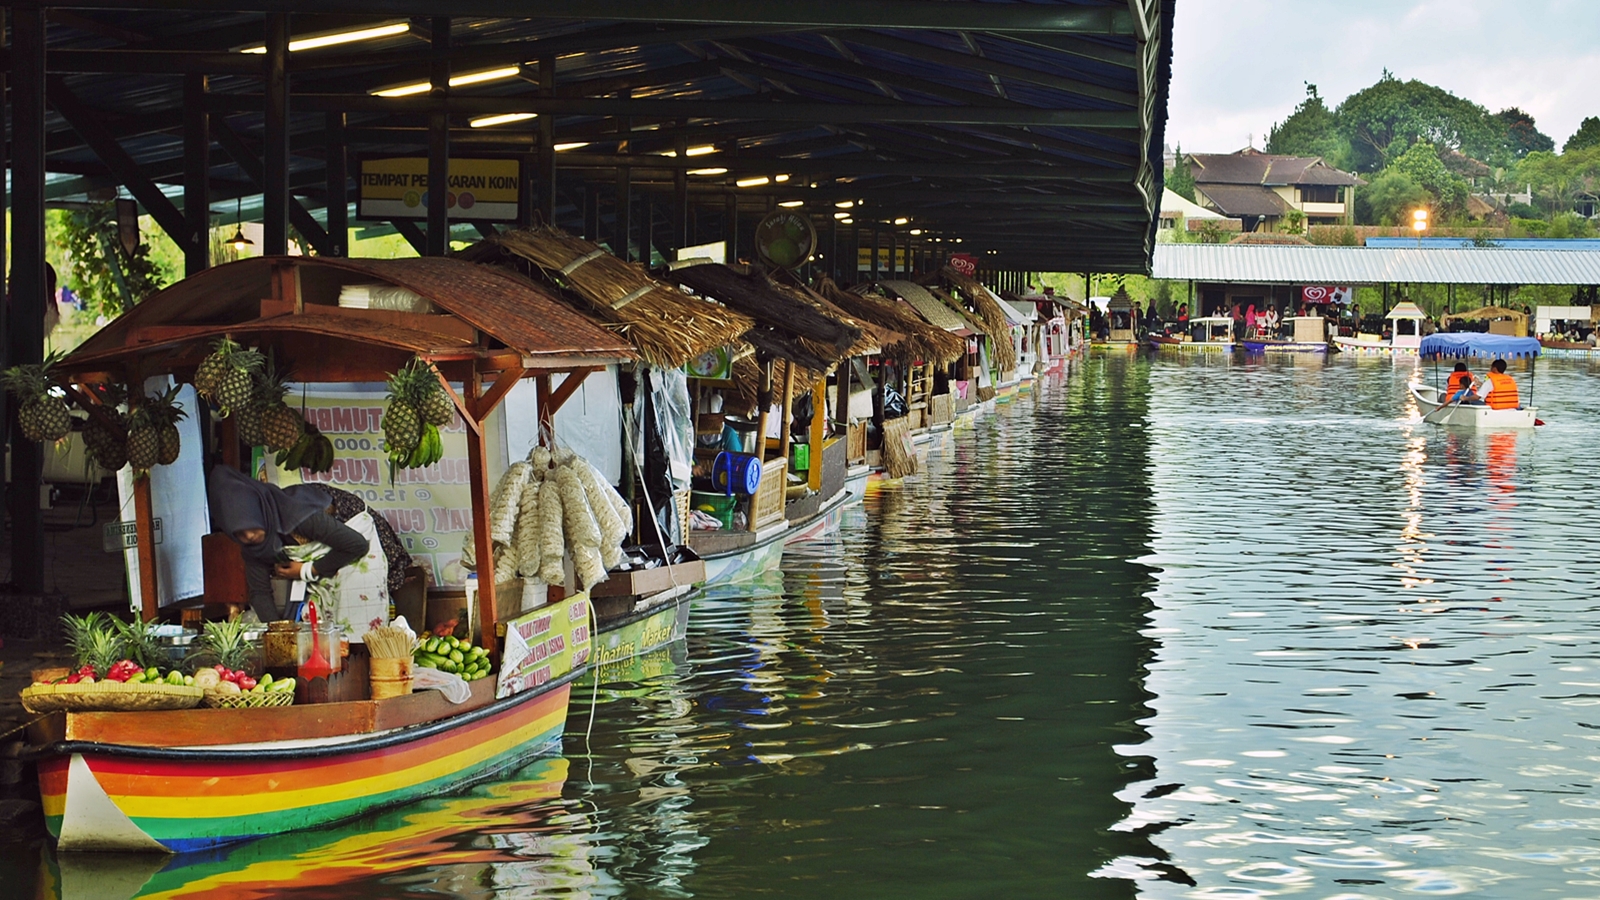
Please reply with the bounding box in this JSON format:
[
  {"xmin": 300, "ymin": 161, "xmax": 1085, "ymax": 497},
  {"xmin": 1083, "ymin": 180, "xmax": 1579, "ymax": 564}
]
[
  {"xmin": 59, "ymin": 202, "xmax": 170, "ymax": 319},
  {"xmin": 1266, "ymin": 83, "xmax": 1348, "ymax": 166},
  {"xmin": 1566, "ymin": 116, "xmax": 1600, "ymax": 153},
  {"xmin": 1495, "ymin": 107, "xmax": 1553, "ymax": 159},
  {"xmin": 1166, "ymin": 143, "xmax": 1196, "ymax": 202},
  {"xmin": 1356, "ymin": 169, "xmax": 1430, "ymax": 225},
  {"xmin": 1388, "ymin": 141, "xmax": 1470, "ymax": 219},
  {"xmin": 1335, "ymin": 70, "xmax": 1499, "ymax": 172},
  {"xmin": 1514, "ymin": 145, "xmax": 1600, "ymax": 217}
]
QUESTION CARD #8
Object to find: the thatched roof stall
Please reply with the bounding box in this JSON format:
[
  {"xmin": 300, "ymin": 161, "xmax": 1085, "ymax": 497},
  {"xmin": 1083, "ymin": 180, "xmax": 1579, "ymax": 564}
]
[
  {"xmin": 458, "ymin": 227, "xmax": 753, "ymax": 369},
  {"xmin": 671, "ymin": 264, "xmax": 861, "ymax": 372},
  {"xmin": 1441, "ymin": 305, "xmax": 1529, "ymax": 337},
  {"xmin": 772, "ymin": 281, "xmax": 895, "ymax": 360},
  {"xmin": 881, "ymin": 280, "xmax": 975, "ymax": 337},
  {"xmin": 59, "ymin": 255, "xmax": 634, "ymax": 648},
  {"xmin": 939, "ymin": 266, "xmax": 1020, "ymax": 374},
  {"xmin": 818, "ymin": 278, "xmax": 966, "ymax": 365}
]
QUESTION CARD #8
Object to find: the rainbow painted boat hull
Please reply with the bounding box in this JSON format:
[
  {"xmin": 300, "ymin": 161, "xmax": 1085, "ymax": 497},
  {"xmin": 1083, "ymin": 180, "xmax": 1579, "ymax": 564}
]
[{"xmin": 36, "ymin": 680, "xmax": 574, "ymax": 853}]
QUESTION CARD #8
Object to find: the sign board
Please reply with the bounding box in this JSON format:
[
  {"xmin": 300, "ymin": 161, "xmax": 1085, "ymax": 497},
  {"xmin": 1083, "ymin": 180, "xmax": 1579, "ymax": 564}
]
[
  {"xmin": 1301, "ymin": 285, "xmax": 1352, "ymax": 305},
  {"xmin": 357, "ymin": 157, "xmax": 521, "ymax": 221},
  {"xmin": 948, "ymin": 253, "xmax": 979, "ymax": 277},
  {"xmin": 496, "ymin": 593, "xmax": 593, "ymax": 699},
  {"xmin": 267, "ymin": 388, "xmax": 473, "ymax": 588},
  {"xmin": 754, "ymin": 211, "xmax": 816, "ymax": 270},
  {"xmin": 685, "ymin": 345, "xmax": 735, "ymax": 382},
  {"xmin": 856, "ymin": 246, "xmax": 911, "ymax": 272},
  {"xmin": 104, "ymin": 518, "xmax": 162, "ymax": 553}
]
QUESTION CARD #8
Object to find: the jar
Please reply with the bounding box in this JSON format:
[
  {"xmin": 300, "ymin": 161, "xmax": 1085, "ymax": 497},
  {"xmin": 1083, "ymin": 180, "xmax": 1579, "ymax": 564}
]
[{"xmin": 264, "ymin": 621, "xmax": 299, "ymax": 669}]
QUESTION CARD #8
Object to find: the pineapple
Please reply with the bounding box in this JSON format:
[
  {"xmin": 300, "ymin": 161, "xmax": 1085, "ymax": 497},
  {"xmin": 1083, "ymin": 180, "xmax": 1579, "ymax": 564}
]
[
  {"xmin": 256, "ymin": 354, "xmax": 304, "ymax": 452},
  {"xmin": 2, "ymin": 350, "xmax": 72, "ymax": 443},
  {"xmin": 202, "ymin": 341, "xmax": 263, "ymax": 417},
  {"xmin": 194, "ymin": 337, "xmax": 241, "ymax": 400},
  {"xmin": 113, "ymin": 618, "xmax": 166, "ymax": 670},
  {"xmin": 235, "ymin": 402, "xmax": 266, "ymax": 447},
  {"xmin": 217, "ymin": 364, "xmax": 255, "ymax": 418},
  {"xmin": 143, "ymin": 386, "xmax": 187, "ymax": 466},
  {"xmin": 383, "ymin": 399, "xmax": 420, "ymax": 456},
  {"xmin": 77, "ymin": 383, "xmax": 129, "ymax": 472},
  {"xmin": 187, "ymin": 618, "xmax": 260, "ymax": 675},
  {"xmin": 413, "ymin": 360, "xmax": 455, "ymax": 427},
  {"xmin": 125, "ymin": 407, "xmax": 160, "ymax": 471},
  {"xmin": 62, "ymin": 612, "xmax": 121, "ymax": 678}
]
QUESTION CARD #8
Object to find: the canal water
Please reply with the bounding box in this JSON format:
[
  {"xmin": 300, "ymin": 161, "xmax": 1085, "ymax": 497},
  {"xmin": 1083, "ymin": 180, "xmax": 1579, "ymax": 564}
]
[{"xmin": 15, "ymin": 352, "xmax": 1600, "ymax": 898}]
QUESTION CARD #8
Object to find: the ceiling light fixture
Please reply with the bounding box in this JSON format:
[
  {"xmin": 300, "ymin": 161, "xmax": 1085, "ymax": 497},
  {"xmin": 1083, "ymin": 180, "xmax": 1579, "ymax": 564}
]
[
  {"xmin": 228, "ymin": 195, "xmax": 254, "ymax": 253},
  {"xmin": 469, "ymin": 112, "xmax": 537, "ymax": 128},
  {"xmin": 554, "ymin": 142, "xmax": 590, "ymax": 152},
  {"xmin": 778, "ymin": 200, "xmax": 805, "ymax": 208},
  {"xmin": 893, "ymin": 217, "xmax": 909, "ymax": 226},
  {"xmin": 909, "ymin": 228, "xmax": 923, "ymax": 236},
  {"xmin": 241, "ymin": 21, "xmax": 409, "ymax": 54},
  {"xmin": 834, "ymin": 201, "xmax": 854, "ymax": 209},
  {"xmin": 735, "ymin": 176, "xmax": 770, "ymax": 188},
  {"xmin": 687, "ymin": 167, "xmax": 728, "ymax": 176},
  {"xmin": 685, "ymin": 145, "xmax": 718, "ymax": 157},
  {"xmin": 373, "ymin": 65, "xmax": 522, "ymax": 98},
  {"xmin": 774, "ymin": 174, "xmax": 790, "ymax": 183}
]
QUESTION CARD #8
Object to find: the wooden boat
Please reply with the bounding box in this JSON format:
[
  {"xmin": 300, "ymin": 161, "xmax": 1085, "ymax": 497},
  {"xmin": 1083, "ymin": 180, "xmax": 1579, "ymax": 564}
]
[
  {"xmin": 694, "ymin": 487, "xmax": 853, "ymax": 586},
  {"xmin": 27, "ymin": 596, "xmax": 590, "ymax": 853},
  {"xmin": 1241, "ymin": 337, "xmax": 1328, "ymax": 354},
  {"xmin": 1410, "ymin": 333, "xmax": 1542, "ymax": 429},
  {"xmin": 1151, "ymin": 315, "xmax": 1235, "ymax": 352},
  {"xmin": 1537, "ymin": 336, "xmax": 1599, "ymax": 357},
  {"xmin": 1332, "ymin": 302, "xmax": 1425, "ymax": 355}
]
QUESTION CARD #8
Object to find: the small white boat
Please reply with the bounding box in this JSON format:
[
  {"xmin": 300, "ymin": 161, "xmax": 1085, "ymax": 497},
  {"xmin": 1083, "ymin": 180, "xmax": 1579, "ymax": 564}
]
[
  {"xmin": 1151, "ymin": 315, "xmax": 1235, "ymax": 352},
  {"xmin": 1332, "ymin": 302, "xmax": 1426, "ymax": 355},
  {"xmin": 1409, "ymin": 382, "xmax": 1537, "ymax": 428},
  {"xmin": 1411, "ymin": 333, "xmax": 1542, "ymax": 429}
]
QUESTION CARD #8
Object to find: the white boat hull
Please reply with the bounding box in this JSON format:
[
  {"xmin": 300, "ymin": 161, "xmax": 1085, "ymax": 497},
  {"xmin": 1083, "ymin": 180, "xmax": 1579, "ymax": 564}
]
[
  {"xmin": 1410, "ymin": 382, "xmax": 1537, "ymax": 428},
  {"xmin": 1333, "ymin": 336, "xmax": 1418, "ymax": 356}
]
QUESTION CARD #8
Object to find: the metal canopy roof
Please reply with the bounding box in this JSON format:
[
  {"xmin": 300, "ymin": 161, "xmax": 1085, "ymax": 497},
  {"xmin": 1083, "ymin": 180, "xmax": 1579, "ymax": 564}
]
[
  {"xmin": 18, "ymin": 0, "xmax": 1174, "ymax": 273},
  {"xmin": 1153, "ymin": 244, "xmax": 1600, "ymax": 286}
]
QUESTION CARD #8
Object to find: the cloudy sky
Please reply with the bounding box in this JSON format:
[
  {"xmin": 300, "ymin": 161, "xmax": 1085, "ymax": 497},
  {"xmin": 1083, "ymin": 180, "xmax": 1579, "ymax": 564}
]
[{"xmin": 1166, "ymin": 0, "xmax": 1600, "ymax": 155}]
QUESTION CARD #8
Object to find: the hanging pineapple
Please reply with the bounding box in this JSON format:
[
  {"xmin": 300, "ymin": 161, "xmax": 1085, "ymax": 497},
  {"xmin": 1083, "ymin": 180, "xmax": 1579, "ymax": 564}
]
[
  {"xmin": 196, "ymin": 338, "xmax": 263, "ymax": 418},
  {"xmin": 382, "ymin": 366, "xmax": 423, "ymax": 461},
  {"xmin": 2, "ymin": 350, "xmax": 72, "ymax": 443},
  {"xmin": 255, "ymin": 353, "xmax": 304, "ymax": 453},
  {"xmin": 124, "ymin": 406, "xmax": 161, "ymax": 472},
  {"xmin": 413, "ymin": 359, "xmax": 456, "ymax": 427},
  {"xmin": 143, "ymin": 385, "xmax": 187, "ymax": 466},
  {"xmin": 78, "ymin": 382, "xmax": 129, "ymax": 472},
  {"xmin": 383, "ymin": 358, "xmax": 444, "ymax": 472}
]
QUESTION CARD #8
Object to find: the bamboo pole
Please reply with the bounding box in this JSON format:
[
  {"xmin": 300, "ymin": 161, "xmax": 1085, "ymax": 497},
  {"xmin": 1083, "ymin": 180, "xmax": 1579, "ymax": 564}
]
[
  {"xmin": 808, "ymin": 371, "xmax": 826, "ymax": 492},
  {"xmin": 750, "ymin": 359, "xmax": 773, "ymax": 533},
  {"xmin": 778, "ymin": 359, "xmax": 796, "ymax": 468}
]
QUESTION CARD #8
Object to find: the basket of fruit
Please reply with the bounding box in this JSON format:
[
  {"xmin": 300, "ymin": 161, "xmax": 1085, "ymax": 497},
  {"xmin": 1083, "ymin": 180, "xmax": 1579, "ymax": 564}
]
[
  {"xmin": 20, "ymin": 613, "xmax": 204, "ymax": 713},
  {"xmin": 195, "ymin": 666, "xmax": 295, "ymax": 708}
]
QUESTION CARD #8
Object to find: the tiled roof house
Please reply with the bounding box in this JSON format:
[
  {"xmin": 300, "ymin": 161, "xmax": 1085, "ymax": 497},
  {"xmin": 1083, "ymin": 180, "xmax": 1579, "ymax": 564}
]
[{"xmin": 1188, "ymin": 149, "xmax": 1362, "ymax": 232}]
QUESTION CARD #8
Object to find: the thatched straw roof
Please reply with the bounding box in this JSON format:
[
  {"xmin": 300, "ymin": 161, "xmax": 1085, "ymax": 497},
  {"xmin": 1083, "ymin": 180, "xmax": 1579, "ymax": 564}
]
[
  {"xmin": 672, "ymin": 264, "xmax": 860, "ymax": 371},
  {"xmin": 939, "ymin": 266, "xmax": 1018, "ymax": 373},
  {"xmin": 771, "ymin": 281, "xmax": 893, "ymax": 359},
  {"xmin": 881, "ymin": 280, "xmax": 973, "ymax": 335},
  {"xmin": 817, "ymin": 277, "xmax": 965, "ymax": 365},
  {"xmin": 460, "ymin": 227, "xmax": 752, "ymax": 368}
]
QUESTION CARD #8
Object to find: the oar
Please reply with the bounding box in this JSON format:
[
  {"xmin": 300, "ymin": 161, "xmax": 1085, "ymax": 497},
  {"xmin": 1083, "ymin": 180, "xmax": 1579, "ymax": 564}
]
[{"xmin": 1422, "ymin": 383, "xmax": 1470, "ymax": 424}]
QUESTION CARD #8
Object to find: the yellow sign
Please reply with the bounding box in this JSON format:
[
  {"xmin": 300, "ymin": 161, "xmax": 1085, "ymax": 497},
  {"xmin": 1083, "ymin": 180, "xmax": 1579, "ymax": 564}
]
[
  {"xmin": 856, "ymin": 246, "xmax": 911, "ymax": 271},
  {"xmin": 358, "ymin": 157, "xmax": 521, "ymax": 221},
  {"xmin": 496, "ymin": 593, "xmax": 593, "ymax": 699}
]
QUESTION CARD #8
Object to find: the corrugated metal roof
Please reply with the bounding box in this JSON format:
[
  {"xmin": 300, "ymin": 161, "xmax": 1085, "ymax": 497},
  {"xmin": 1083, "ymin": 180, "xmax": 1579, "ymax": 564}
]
[{"xmin": 1153, "ymin": 245, "xmax": 1600, "ymax": 286}]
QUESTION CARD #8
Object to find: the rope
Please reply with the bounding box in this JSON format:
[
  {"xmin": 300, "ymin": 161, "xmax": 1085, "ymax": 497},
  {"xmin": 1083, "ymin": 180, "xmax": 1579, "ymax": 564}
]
[
  {"xmin": 609, "ymin": 284, "xmax": 653, "ymax": 310},
  {"xmin": 559, "ymin": 248, "xmax": 608, "ymax": 276}
]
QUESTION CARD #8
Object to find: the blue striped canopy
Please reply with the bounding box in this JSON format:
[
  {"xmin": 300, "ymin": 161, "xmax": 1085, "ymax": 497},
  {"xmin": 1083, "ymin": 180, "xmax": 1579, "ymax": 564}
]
[{"xmin": 1419, "ymin": 333, "xmax": 1542, "ymax": 359}]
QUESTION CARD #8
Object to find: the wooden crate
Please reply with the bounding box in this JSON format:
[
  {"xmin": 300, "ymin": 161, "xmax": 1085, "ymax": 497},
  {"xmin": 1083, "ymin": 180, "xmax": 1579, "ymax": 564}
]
[
  {"xmin": 930, "ymin": 393, "xmax": 954, "ymax": 424},
  {"xmin": 847, "ymin": 421, "xmax": 867, "ymax": 462},
  {"xmin": 750, "ymin": 458, "xmax": 788, "ymax": 529}
]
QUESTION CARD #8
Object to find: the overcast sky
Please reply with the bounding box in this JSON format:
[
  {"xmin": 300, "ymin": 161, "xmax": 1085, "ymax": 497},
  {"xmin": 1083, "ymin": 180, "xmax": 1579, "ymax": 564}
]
[{"xmin": 1166, "ymin": 0, "xmax": 1600, "ymax": 156}]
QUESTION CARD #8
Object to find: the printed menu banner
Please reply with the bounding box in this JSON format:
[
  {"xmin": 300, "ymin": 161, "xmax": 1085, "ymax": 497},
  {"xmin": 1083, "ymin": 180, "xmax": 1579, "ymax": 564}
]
[
  {"xmin": 267, "ymin": 387, "xmax": 472, "ymax": 587},
  {"xmin": 496, "ymin": 593, "xmax": 593, "ymax": 699}
]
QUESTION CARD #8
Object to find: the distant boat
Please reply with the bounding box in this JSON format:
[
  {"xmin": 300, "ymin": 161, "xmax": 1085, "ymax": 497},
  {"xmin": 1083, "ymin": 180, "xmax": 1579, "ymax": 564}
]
[
  {"xmin": 1331, "ymin": 302, "xmax": 1426, "ymax": 355},
  {"xmin": 1151, "ymin": 315, "xmax": 1236, "ymax": 352},
  {"xmin": 1410, "ymin": 333, "xmax": 1542, "ymax": 429}
]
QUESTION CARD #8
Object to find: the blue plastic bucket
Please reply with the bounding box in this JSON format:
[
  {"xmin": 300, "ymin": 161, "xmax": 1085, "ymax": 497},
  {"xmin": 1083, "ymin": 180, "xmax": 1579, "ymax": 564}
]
[{"xmin": 712, "ymin": 451, "xmax": 762, "ymax": 495}]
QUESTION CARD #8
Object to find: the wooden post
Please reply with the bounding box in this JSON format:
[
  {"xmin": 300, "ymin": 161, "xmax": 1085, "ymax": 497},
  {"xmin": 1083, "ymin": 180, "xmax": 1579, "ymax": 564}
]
[
  {"xmin": 808, "ymin": 372, "xmax": 826, "ymax": 492},
  {"xmin": 778, "ymin": 359, "xmax": 796, "ymax": 466},
  {"xmin": 133, "ymin": 474, "xmax": 160, "ymax": 623},
  {"xmin": 462, "ymin": 368, "xmax": 498, "ymax": 656}
]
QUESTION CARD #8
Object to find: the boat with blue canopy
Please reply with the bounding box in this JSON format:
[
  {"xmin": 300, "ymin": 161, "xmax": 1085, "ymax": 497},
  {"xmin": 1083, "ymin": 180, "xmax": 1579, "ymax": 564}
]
[{"xmin": 1409, "ymin": 333, "xmax": 1541, "ymax": 428}]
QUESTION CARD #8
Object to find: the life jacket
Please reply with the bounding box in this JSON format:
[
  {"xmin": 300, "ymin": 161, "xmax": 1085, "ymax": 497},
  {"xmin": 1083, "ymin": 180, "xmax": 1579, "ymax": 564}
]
[
  {"xmin": 1484, "ymin": 370, "xmax": 1519, "ymax": 409},
  {"xmin": 1446, "ymin": 371, "xmax": 1473, "ymax": 394}
]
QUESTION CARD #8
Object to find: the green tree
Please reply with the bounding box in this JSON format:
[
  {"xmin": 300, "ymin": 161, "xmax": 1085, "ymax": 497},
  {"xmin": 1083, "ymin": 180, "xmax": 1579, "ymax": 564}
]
[
  {"xmin": 1266, "ymin": 83, "xmax": 1348, "ymax": 166},
  {"xmin": 1335, "ymin": 71, "xmax": 1499, "ymax": 171},
  {"xmin": 1166, "ymin": 143, "xmax": 1196, "ymax": 202},
  {"xmin": 59, "ymin": 203, "xmax": 171, "ymax": 319},
  {"xmin": 1388, "ymin": 141, "xmax": 1471, "ymax": 219},
  {"xmin": 1356, "ymin": 169, "xmax": 1430, "ymax": 225},
  {"xmin": 1566, "ymin": 116, "xmax": 1600, "ymax": 153},
  {"xmin": 1494, "ymin": 107, "xmax": 1553, "ymax": 159}
]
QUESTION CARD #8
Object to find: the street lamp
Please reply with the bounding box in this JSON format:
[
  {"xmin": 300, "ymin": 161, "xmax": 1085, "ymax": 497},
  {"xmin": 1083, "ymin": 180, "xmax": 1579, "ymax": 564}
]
[{"xmin": 1411, "ymin": 208, "xmax": 1428, "ymax": 247}]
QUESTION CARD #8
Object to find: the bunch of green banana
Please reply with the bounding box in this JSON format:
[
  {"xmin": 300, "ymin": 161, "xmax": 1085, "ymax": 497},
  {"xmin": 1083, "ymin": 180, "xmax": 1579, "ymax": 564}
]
[
  {"xmin": 392, "ymin": 422, "xmax": 443, "ymax": 470},
  {"xmin": 278, "ymin": 420, "xmax": 335, "ymax": 473}
]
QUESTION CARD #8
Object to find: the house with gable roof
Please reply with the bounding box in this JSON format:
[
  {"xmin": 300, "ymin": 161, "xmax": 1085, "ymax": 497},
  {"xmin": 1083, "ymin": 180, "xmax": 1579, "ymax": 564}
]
[{"xmin": 1187, "ymin": 148, "xmax": 1362, "ymax": 232}]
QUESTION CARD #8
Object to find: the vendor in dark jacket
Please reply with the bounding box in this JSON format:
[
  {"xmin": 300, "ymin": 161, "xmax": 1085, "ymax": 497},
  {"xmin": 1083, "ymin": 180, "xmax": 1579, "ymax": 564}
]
[{"xmin": 208, "ymin": 466, "xmax": 369, "ymax": 621}]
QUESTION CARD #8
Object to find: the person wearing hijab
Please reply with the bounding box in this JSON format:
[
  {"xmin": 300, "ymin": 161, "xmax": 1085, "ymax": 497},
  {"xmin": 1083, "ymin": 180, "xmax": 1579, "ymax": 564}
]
[{"xmin": 208, "ymin": 466, "xmax": 369, "ymax": 621}]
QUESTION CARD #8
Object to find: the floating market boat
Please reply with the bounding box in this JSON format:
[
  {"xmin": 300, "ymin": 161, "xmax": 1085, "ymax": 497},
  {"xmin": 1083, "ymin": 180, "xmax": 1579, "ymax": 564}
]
[
  {"xmin": 1151, "ymin": 315, "xmax": 1236, "ymax": 352},
  {"xmin": 1242, "ymin": 315, "xmax": 1329, "ymax": 354},
  {"xmin": 1409, "ymin": 333, "xmax": 1542, "ymax": 429},
  {"xmin": 1332, "ymin": 302, "xmax": 1426, "ymax": 355}
]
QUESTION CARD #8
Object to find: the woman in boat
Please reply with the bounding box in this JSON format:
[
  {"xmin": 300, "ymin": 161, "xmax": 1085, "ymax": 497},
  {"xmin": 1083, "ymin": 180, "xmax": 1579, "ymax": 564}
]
[
  {"xmin": 1446, "ymin": 362, "xmax": 1475, "ymax": 403},
  {"xmin": 208, "ymin": 466, "xmax": 372, "ymax": 622}
]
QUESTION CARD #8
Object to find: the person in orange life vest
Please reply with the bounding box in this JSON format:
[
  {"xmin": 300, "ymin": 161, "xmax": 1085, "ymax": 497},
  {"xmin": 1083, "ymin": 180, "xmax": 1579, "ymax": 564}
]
[
  {"xmin": 1445, "ymin": 362, "xmax": 1475, "ymax": 403},
  {"xmin": 1476, "ymin": 358, "xmax": 1520, "ymax": 409}
]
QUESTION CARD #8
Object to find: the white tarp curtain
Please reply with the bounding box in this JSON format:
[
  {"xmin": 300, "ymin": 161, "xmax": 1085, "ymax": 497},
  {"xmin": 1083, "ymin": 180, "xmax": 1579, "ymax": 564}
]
[
  {"xmin": 503, "ymin": 365, "xmax": 623, "ymax": 485},
  {"xmin": 119, "ymin": 378, "xmax": 207, "ymax": 609}
]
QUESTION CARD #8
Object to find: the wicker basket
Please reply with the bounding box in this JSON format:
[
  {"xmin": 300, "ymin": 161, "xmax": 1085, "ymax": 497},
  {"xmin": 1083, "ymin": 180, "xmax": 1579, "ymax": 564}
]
[
  {"xmin": 20, "ymin": 681, "xmax": 204, "ymax": 714},
  {"xmin": 203, "ymin": 690, "xmax": 294, "ymax": 709}
]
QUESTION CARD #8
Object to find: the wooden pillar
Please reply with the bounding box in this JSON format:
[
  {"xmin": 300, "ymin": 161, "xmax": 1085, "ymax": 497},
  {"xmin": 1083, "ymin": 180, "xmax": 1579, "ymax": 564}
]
[
  {"xmin": 8, "ymin": 9, "xmax": 46, "ymax": 595},
  {"xmin": 426, "ymin": 17, "xmax": 451, "ymax": 257},
  {"xmin": 615, "ymin": 166, "xmax": 632, "ymax": 261},
  {"xmin": 870, "ymin": 228, "xmax": 881, "ymax": 280},
  {"xmin": 324, "ymin": 112, "xmax": 348, "ymax": 257},
  {"xmin": 129, "ymin": 382, "xmax": 161, "ymax": 623},
  {"xmin": 463, "ymin": 372, "xmax": 498, "ymax": 655},
  {"xmin": 263, "ymin": 14, "xmax": 290, "ymax": 255},
  {"xmin": 536, "ymin": 55, "xmax": 557, "ymax": 226},
  {"xmin": 778, "ymin": 360, "xmax": 796, "ymax": 467},
  {"xmin": 183, "ymin": 75, "xmax": 211, "ymax": 274},
  {"xmin": 673, "ymin": 134, "xmax": 689, "ymax": 254},
  {"xmin": 808, "ymin": 373, "xmax": 826, "ymax": 492},
  {"xmin": 723, "ymin": 192, "xmax": 738, "ymax": 262}
]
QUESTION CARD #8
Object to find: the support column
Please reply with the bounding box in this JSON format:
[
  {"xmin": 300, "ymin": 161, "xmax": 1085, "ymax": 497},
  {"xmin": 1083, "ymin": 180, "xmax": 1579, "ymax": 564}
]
[
  {"xmin": 724, "ymin": 193, "xmax": 738, "ymax": 262},
  {"xmin": 183, "ymin": 75, "xmax": 210, "ymax": 275},
  {"xmin": 8, "ymin": 9, "xmax": 46, "ymax": 595},
  {"xmin": 614, "ymin": 166, "xmax": 632, "ymax": 261},
  {"xmin": 870, "ymin": 228, "xmax": 881, "ymax": 280},
  {"xmin": 263, "ymin": 14, "xmax": 290, "ymax": 255},
  {"xmin": 673, "ymin": 134, "xmax": 689, "ymax": 255},
  {"xmin": 536, "ymin": 55, "xmax": 556, "ymax": 226},
  {"xmin": 426, "ymin": 17, "xmax": 451, "ymax": 256},
  {"xmin": 887, "ymin": 231, "xmax": 898, "ymax": 278},
  {"xmin": 325, "ymin": 112, "xmax": 348, "ymax": 256}
]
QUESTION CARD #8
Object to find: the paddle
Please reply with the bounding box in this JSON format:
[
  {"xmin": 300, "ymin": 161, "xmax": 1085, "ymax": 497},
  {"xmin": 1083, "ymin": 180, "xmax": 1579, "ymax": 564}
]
[{"xmin": 1422, "ymin": 382, "xmax": 1472, "ymax": 424}]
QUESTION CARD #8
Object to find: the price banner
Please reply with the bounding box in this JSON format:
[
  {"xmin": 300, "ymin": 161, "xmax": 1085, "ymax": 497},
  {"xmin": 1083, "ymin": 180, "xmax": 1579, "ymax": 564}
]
[
  {"xmin": 267, "ymin": 388, "xmax": 473, "ymax": 587},
  {"xmin": 496, "ymin": 593, "xmax": 593, "ymax": 699}
]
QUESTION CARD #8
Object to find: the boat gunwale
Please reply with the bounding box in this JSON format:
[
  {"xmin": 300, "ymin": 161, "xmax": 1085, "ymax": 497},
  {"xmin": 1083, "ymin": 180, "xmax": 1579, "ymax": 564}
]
[{"xmin": 22, "ymin": 669, "xmax": 582, "ymax": 763}]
